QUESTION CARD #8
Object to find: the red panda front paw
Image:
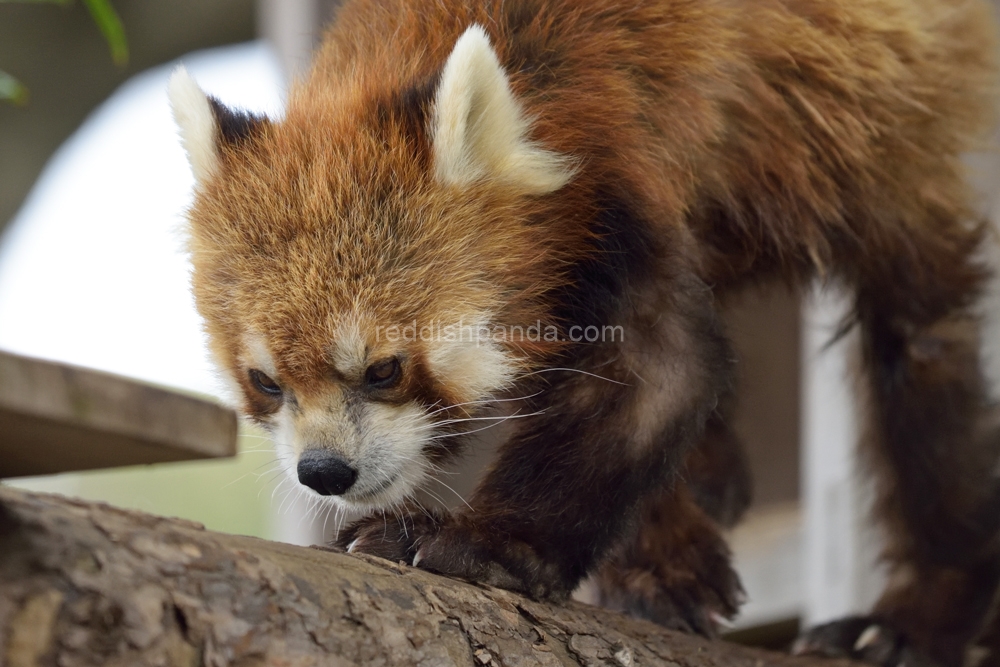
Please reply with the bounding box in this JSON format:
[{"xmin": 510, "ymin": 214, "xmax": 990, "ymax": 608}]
[
  {"xmin": 339, "ymin": 512, "xmax": 575, "ymax": 599},
  {"xmin": 336, "ymin": 507, "xmax": 443, "ymax": 563},
  {"xmin": 411, "ymin": 516, "xmax": 574, "ymax": 600},
  {"xmin": 591, "ymin": 543, "xmax": 744, "ymax": 636}
]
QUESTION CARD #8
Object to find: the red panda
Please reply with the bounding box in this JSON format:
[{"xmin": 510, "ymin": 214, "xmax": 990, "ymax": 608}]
[{"xmin": 169, "ymin": 0, "xmax": 1000, "ymax": 663}]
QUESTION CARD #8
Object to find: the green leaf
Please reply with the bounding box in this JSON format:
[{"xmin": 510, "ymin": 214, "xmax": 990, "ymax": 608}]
[
  {"xmin": 81, "ymin": 0, "xmax": 128, "ymax": 66},
  {"xmin": 0, "ymin": 69, "xmax": 29, "ymax": 105},
  {"xmin": 0, "ymin": 0, "xmax": 128, "ymax": 106},
  {"xmin": 0, "ymin": 0, "xmax": 128, "ymax": 65}
]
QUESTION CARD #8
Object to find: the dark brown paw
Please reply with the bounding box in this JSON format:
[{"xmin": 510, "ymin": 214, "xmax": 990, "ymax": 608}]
[
  {"xmin": 793, "ymin": 617, "xmax": 935, "ymax": 667},
  {"xmin": 337, "ymin": 511, "xmax": 572, "ymax": 599},
  {"xmin": 593, "ymin": 484, "xmax": 745, "ymax": 636},
  {"xmin": 593, "ymin": 555, "xmax": 744, "ymax": 635},
  {"xmin": 413, "ymin": 517, "xmax": 571, "ymax": 599},
  {"xmin": 335, "ymin": 508, "xmax": 441, "ymax": 562}
]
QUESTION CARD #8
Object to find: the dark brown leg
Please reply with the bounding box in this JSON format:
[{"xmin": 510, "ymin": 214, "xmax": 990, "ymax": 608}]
[
  {"xmin": 797, "ymin": 230, "xmax": 1000, "ymax": 667},
  {"xmin": 590, "ymin": 396, "xmax": 750, "ymax": 635},
  {"xmin": 683, "ymin": 407, "xmax": 753, "ymax": 529},
  {"xmin": 860, "ymin": 313, "xmax": 1000, "ymax": 666},
  {"xmin": 588, "ymin": 373, "xmax": 750, "ymax": 633}
]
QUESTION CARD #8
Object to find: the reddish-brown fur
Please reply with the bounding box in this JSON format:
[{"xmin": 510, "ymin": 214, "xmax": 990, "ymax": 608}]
[{"xmin": 183, "ymin": 0, "xmax": 1000, "ymax": 663}]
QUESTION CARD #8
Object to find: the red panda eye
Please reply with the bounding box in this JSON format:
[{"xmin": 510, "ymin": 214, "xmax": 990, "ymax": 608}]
[
  {"xmin": 365, "ymin": 357, "xmax": 401, "ymax": 389},
  {"xmin": 249, "ymin": 369, "xmax": 282, "ymax": 397}
]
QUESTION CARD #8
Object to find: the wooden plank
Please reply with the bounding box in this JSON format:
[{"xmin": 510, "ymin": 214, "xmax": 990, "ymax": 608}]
[
  {"xmin": 800, "ymin": 287, "xmax": 884, "ymax": 626},
  {"xmin": 0, "ymin": 351, "xmax": 237, "ymax": 478}
]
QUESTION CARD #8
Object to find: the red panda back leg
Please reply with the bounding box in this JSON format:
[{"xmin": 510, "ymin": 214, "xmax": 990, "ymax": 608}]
[{"xmin": 796, "ymin": 225, "xmax": 1000, "ymax": 667}]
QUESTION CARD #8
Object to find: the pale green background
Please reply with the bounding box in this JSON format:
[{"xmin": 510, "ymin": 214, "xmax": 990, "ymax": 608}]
[{"xmin": 5, "ymin": 425, "xmax": 288, "ymax": 540}]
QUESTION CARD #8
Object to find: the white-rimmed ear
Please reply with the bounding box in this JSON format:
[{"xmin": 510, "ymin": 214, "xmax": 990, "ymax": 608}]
[
  {"xmin": 432, "ymin": 25, "xmax": 575, "ymax": 194},
  {"xmin": 168, "ymin": 66, "xmax": 269, "ymax": 186},
  {"xmin": 168, "ymin": 66, "xmax": 219, "ymax": 184}
]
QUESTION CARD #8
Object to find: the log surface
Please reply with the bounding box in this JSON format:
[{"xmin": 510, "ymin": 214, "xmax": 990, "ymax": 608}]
[{"xmin": 0, "ymin": 486, "xmax": 853, "ymax": 667}]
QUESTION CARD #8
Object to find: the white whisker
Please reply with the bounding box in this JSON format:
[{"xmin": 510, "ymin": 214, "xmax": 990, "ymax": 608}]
[
  {"xmin": 431, "ymin": 476, "xmax": 474, "ymax": 512},
  {"xmin": 519, "ymin": 367, "xmax": 629, "ymax": 386},
  {"xmin": 425, "ymin": 390, "xmax": 544, "ymax": 417},
  {"xmin": 428, "ymin": 409, "xmax": 547, "ymax": 441}
]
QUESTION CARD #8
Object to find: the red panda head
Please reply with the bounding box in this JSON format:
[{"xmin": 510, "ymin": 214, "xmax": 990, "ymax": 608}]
[{"xmin": 169, "ymin": 26, "xmax": 576, "ymax": 509}]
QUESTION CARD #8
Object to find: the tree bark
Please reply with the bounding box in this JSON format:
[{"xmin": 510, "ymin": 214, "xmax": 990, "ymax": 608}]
[{"xmin": 0, "ymin": 486, "xmax": 850, "ymax": 667}]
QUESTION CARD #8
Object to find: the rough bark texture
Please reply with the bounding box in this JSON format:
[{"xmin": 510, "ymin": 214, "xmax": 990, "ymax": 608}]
[{"xmin": 0, "ymin": 486, "xmax": 849, "ymax": 667}]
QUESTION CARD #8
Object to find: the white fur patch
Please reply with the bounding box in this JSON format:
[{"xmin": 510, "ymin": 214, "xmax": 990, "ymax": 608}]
[
  {"xmin": 242, "ymin": 333, "xmax": 278, "ymax": 378},
  {"xmin": 349, "ymin": 401, "xmax": 433, "ymax": 508},
  {"xmin": 330, "ymin": 319, "xmax": 369, "ymax": 378},
  {"xmin": 425, "ymin": 321, "xmax": 517, "ymax": 402},
  {"xmin": 168, "ymin": 66, "xmax": 219, "ymax": 185},
  {"xmin": 432, "ymin": 25, "xmax": 575, "ymax": 194}
]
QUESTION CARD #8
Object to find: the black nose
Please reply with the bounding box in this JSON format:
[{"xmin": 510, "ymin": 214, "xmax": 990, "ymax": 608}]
[{"xmin": 297, "ymin": 450, "xmax": 357, "ymax": 496}]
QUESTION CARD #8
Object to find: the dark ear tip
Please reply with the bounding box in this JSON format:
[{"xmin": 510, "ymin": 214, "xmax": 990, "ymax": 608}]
[{"xmin": 207, "ymin": 96, "xmax": 269, "ymax": 147}]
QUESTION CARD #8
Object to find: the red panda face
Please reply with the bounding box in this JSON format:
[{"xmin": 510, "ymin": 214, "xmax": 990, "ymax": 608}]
[
  {"xmin": 169, "ymin": 25, "xmax": 575, "ymax": 510},
  {"xmin": 229, "ymin": 312, "xmax": 520, "ymax": 510},
  {"xmin": 240, "ymin": 329, "xmax": 449, "ymax": 510}
]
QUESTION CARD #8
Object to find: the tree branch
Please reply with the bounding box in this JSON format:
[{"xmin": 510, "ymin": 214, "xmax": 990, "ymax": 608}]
[{"xmin": 0, "ymin": 486, "xmax": 851, "ymax": 666}]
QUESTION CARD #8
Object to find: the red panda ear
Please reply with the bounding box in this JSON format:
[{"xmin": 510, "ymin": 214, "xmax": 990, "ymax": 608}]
[
  {"xmin": 168, "ymin": 66, "xmax": 269, "ymax": 185},
  {"xmin": 431, "ymin": 25, "xmax": 575, "ymax": 195},
  {"xmin": 207, "ymin": 97, "xmax": 269, "ymax": 150}
]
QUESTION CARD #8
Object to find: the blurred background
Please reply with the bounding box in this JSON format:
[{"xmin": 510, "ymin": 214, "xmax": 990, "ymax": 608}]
[
  {"xmin": 1, "ymin": 0, "xmax": 998, "ymax": 645},
  {"xmin": 1, "ymin": 0, "xmax": 275, "ymax": 542}
]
